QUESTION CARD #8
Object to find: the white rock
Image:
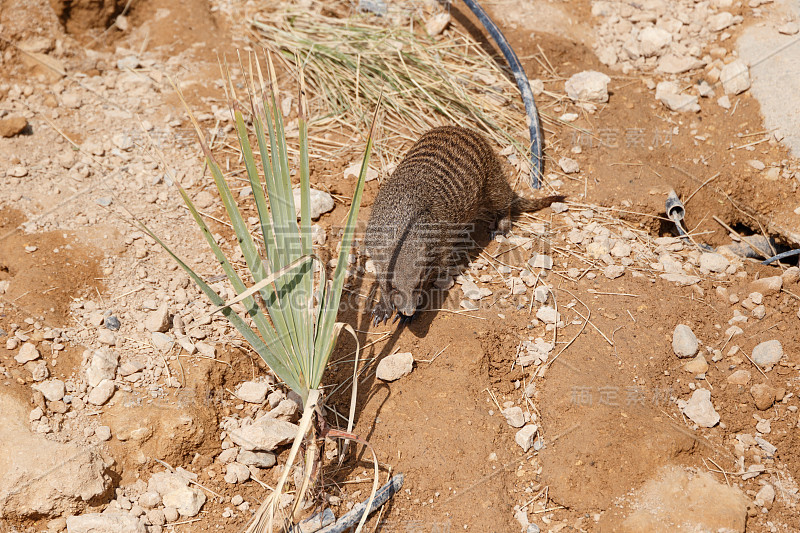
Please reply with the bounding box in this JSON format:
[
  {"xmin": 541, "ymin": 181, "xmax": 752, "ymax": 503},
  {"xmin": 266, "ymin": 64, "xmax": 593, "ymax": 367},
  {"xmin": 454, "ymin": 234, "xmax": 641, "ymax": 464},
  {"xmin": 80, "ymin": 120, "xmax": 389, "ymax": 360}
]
[
  {"xmin": 672, "ymin": 324, "xmax": 699, "ymax": 358},
  {"xmin": 116, "ymin": 55, "xmax": 140, "ymax": 70},
  {"xmin": 502, "ymin": 406, "xmax": 525, "ymax": 428},
  {"xmin": 145, "ymin": 303, "xmax": 171, "ymax": 333},
  {"xmin": 638, "ymin": 27, "xmax": 672, "ymax": 57},
  {"xmin": 699, "ymin": 253, "xmax": 730, "ymax": 273},
  {"xmin": 0, "ymin": 392, "xmax": 109, "ymax": 519},
  {"xmin": 720, "ymin": 60, "xmax": 750, "ymax": 95},
  {"xmin": 235, "ymin": 381, "xmax": 269, "ymax": 404},
  {"xmin": 95, "ymin": 426, "xmax": 112, "ymax": 441},
  {"xmin": 558, "ymin": 157, "xmax": 580, "ymax": 174},
  {"xmin": 237, "ymin": 450, "xmax": 277, "ymax": 468},
  {"xmin": 604, "ymin": 265, "xmax": 625, "ymax": 279},
  {"xmin": 87, "ymin": 380, "xmax": 115, "ymax": 406},
  {"xmin": 565, "ymin": 71, "xmax": 611, "ymax": 103},
  {"xmin": 515, "ymin": 424, "xmax": 538, "ymax": 452},
  {"xmin": 138, "ymin": 491, "xmax": 161, "ymax": 509},
  {"xmin": 680, "ymin": 389, "xmax": 720, "ymax": 427},
  {"xmin": 536, "ymin": 306, "xmax": 560, "ymax": 324},
  {"xmin": 224, "ymin": 463, "xmax": 251, "ymax": 484},
  {"xmin": 778, "ymin": 21, "xmax": 799, "ymax": 35},
  {"xmin": 343, "ymin": 162, "xmax": 378, "ymax": 182},
  {"xmin": 708, "ymin": 11, "xmax": 735, "ymax": 32},
  {"xmin": 751, "ymin": 340, "xmax": 783, "ymax": 370},
  {"xmin": 528, "ymin": 78, "xmax": 544, "ymax": 96},
  {"xmin": 528, "ymin": 254, "xmax": 553, "ymax": 270},
  {"xmin": 754, "ymin": 484, "xmax": 775, "ymax": 508},
  {"xmin": 656, "ymin": 54, "xmax": 703, "ymax": 74},
  {"xmin": 461, "ymin": 279, "xmax": 483, "ymax": 301},
  {"xmin": 33, "ymin": 379, "xmax": 65, "ymax": 402},
  {"xmin": 425, "ymin": 12, "xmax": 451, "ymax": 36},
  {"xmin": 151, "ymin": 332, "xmax": 174, "ymax": 352},
  {"xmin": 656, "ymin": 81, "xmax": 700, "ymax": 112},
  {"xmin": 229, "ymin": 417, "xmax": 299, "ymax": 452},
  {"xmin": 376, "ymin": 352, "xmax": 414, "ymax": 382},
  {"xmin": 15, "ymin": 342, "xmax": 40, "ymax": 364},
  {"xmin": 66, "ymin": 512, "xmax": 145, "ymax": 533},
  {"xmin": 148, "ymin": 472, "xmax": 188, "ymax": 496},
  {"xmin": 162, "ymin": 486, "xmax": 206, "ymax": 517},
  {"xmin": 86, "ymin": 349, "xmax": 118, "ymax": 387},
  {"xmin": 293, "ymin": 188, "xmax": 334, "ymax": 220}
]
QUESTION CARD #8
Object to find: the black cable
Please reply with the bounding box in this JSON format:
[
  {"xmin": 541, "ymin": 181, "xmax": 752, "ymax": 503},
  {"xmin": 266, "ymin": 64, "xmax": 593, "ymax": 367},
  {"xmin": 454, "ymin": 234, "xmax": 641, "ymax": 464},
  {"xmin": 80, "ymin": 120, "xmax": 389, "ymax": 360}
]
[
  {"xmin": 460, "ymin": 0, "xmax": 543, "ymax": 189},
  {"xmin": 762, "ymin": 249, "xmax": 800, "ymax": 265}
]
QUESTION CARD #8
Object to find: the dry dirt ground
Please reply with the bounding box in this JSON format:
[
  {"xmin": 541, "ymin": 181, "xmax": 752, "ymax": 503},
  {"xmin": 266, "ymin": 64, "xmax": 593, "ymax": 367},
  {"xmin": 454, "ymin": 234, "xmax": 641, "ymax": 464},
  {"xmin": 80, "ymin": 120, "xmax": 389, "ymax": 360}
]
[{"xmin": 1, "ymin": 0, "xmax": 800, "ymax": 532}]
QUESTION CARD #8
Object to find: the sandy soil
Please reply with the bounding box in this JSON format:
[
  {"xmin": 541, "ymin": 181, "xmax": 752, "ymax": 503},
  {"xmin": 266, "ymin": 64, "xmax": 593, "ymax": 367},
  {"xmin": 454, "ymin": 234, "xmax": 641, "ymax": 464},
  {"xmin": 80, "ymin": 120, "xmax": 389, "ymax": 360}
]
[{"xmin": 1, "ymin": 0, "xmax": 799, "ymax": 532}]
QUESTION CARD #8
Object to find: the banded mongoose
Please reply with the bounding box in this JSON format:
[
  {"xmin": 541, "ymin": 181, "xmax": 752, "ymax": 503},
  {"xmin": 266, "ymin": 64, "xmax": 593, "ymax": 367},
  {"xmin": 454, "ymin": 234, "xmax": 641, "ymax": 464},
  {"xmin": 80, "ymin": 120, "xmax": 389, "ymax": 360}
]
[{"xmin": 365, "ymin": 126, "xmax": 562, "ymax": 324}]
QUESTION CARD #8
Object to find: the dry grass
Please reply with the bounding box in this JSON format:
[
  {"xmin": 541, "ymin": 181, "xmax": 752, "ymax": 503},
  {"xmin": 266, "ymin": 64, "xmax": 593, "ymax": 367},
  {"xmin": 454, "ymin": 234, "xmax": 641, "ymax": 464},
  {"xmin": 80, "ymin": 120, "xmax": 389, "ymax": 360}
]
[{"xmin": 250, "ymin": 7, "xmax": 542, "ymax": 174}]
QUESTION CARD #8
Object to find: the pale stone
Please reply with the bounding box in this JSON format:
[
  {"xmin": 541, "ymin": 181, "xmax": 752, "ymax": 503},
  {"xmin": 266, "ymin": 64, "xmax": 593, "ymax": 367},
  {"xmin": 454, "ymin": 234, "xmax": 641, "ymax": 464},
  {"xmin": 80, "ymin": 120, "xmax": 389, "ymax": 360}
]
[{"xmin": 376, "ymin": 352, "xmax": 414, "ymax": 382}]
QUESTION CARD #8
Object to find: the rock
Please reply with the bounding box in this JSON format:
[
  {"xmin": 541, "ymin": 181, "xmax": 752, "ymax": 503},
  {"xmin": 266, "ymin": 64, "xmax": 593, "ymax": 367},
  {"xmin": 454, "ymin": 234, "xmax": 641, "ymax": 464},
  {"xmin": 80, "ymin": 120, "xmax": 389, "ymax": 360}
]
[
  {"xmin": 460, "ymin": 279, "xmax": 483, "ymax": 300},
  {"xmin": 138, "ymin": 491, "xmax": 161, "ymax": 509},
  {"xmin": 528, "ymin": 254, "xmax": 553, "ymax": 270},
  {"xmin": 751, "ymin": 340, "xmax": 783, "ymax": 370},
  {"xmin": 151, "ymin": 332, "xmax": 174, "ymax": 352},
  {"xmin": 0, "ymin": 392, "xmax": 108, "ymax": 519},
  {"xmin": 116, "ymin": 55, "xmax": 140, "ymax": 70},
  {"xmin": 86, "ymin": 349, "xmax": 118, "ymax": 387},
  {"xmin": 162, "ymin": 486, "xmax": 206, "ymax": 517},
  {"xmin": 97, "ymin": 329, "xmax": 115, "ymax": 345},
  {"xmin": 558, "ymin": 156, "xmax": 580, "ymax": 174},
  {"xmin": 293, "ymin": 188, "xmax": 334, "ymax": 220},
  {"xmin": 0, "ymin": 117, "xmax": 28, "ymax": 137},
  {"xmin": 376, "ymin": 352, "xmax": 414, "ymax": 382},
  {"xmin": 683, "ymin": 355, "xmax": 709, "ymax": 375},
  {"xmin": 672, "ymin": 325, "xmax": 699, "ymax": 358},
  {"xmin": 61, "ymin": 92, "xmax": 81, "ymax": 108},
  {"xmin": 218, "ymin": 448, "xmax": 238, "ymax": 464},
  {"xmin": 515, "ymin": 424, "xmax": 538, "ymax": 452},
  {"xmin": 66, "ymin": 512, "xmax": 145, "ymax": 533},
  {"xmin": 229, "ymin": 417, "xmax": 300, "ymax": 452},
  {"xmin": 752, "ymin": 305, "xmax": 766, "ymax": 320},
  {"xmin": 708, "ymin": 11, "xmax": 735, "ymax": 32},
  {"xmin": 638, "ymin": 27, "xmax": 672, "ymax": 57},
  {"xmin": 148, "ymin": 472, "xmax": 188, "ymax": 497},
  {"xmin": 224, "ymin": 462, "xmax": 251, "ymax": 484},
  {"xmin": 7, "ymin": 166, "xmax": 28, "ymax": 177},
  {"xmin": 536, "ymin": 306, "xmax": 560, "ymax": 324},
  {"xmin": 565, "ymin": 71, "xmax": 610, "ymax": 103},
  {"xmin": 754, "ymin": 484, "xmax": 775, "ymax": 509},
  {"xmin": 528, "ymin": 78, "xmax": 544, "ymax": 96},
  {"xmin": 782, "ymin": 266, "xmax": 799, "ymax": 285},
  {"xmin": 163, "ymin": 506, "xmax": 179, "ymax": 522},
  {"xmin": 502, "ymin": 406, "xmax": 525, "ymax": 428},
  {"xmin": 750, "ymin": 384, "xmax": 777, "ymax": 411},
  {"xmin": 656, "ymin": 54, "xmax": 703, "ymax": 74},
  {"xmin": 235, "ymin": 381, "xmax": 269, "ymax": 404},
  {"xmin": 343, "ymin": 162, "xmax": 378, "ymax": 182},
  {"xmin": 778, "ymin": 21, "xmax": 799, "ymax": 35},
  {"xmin": 33, "ymin": 379, "xmax": 65, "ymax": 402},
  {"xmin": 15, "ymin": 342, "xmax": 40, "ymax": 364},
  {"xmin": 656, "ymin": 81, "xmax": 700, "ymax": 112},
  {"xmin": 699, "ymin": 253, "xmax": 729, "ymax": 273},
  {"xmin": 680, "ymin": 389, "xmax": 719, "ymax": 427},
  {"xmin": 750, "ymin": 275, "xmax": 782, "ymax": 295},
  {"xmin": 720, "ymin": 60, "xmax": 751, "ymax": 95},
  {"xmin": 237, "ymin": 450, "xmax": 277, "ymax": 468},
  {"xmin": 425, "ymin": 12, "xmax": 451, "ymax": 36},
  {"xmin": 726, "ymin": 369, "xmax": 751, "ymax": 386},
  {"xmin": 604, "ymin": 265, "xmax": 625, "ymax": 279},
  {"xmin": 145, "ymin": 303, "xmax": 171, "ymax": 332},
  {"xmin": 619, "ymin": 466, "xmax": 748, "ymax": 532},
  {"xmin": 717, "ymin": 95, "xmax": 731, "ymax": 109},
  {"xmin": 27, "ymin": 360, "xmax": 49, "ymax": 382},
  {"xmin": 95, "ymin": 426, "xmax": 112, "ymax": 441},
  {"xmin": 87, "ymin": 379, "xmax": 115, "ymax": 406}
]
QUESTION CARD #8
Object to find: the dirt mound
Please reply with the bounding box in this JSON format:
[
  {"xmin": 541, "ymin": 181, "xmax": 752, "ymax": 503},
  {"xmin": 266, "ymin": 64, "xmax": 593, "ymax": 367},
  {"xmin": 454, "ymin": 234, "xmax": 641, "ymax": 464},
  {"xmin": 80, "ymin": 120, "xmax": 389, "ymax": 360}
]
[{"xmin": 48, "ymin": 0, "xmax": 122, "ymax": 34}]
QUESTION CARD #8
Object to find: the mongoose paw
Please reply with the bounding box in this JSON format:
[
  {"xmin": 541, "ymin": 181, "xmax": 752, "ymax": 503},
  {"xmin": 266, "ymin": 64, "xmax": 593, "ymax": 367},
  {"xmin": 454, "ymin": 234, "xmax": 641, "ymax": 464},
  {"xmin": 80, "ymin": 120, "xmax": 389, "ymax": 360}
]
[
  {"xmin": 397, "ymin": 312, "xmax": 415, "ymax": 325},
  {"xmin": 372, "ymin": 301, "xmax": 395, "ymax": 326}
]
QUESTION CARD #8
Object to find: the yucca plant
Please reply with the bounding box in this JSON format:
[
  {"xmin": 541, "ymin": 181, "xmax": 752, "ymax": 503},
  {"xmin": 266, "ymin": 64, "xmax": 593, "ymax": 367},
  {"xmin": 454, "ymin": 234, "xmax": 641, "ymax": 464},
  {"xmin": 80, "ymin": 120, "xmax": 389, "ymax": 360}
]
[{"xmin": 142, "ymin": 53, "xmax": 380, "ymax": 532}]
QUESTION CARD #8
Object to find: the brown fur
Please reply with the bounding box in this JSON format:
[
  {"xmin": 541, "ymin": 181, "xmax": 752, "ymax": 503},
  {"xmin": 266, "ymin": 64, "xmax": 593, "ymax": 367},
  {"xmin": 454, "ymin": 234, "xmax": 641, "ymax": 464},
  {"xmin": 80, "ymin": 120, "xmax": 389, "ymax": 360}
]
[{"xmin": 365, "ymin": 126, "xmax": 561, "ymax": 323}]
